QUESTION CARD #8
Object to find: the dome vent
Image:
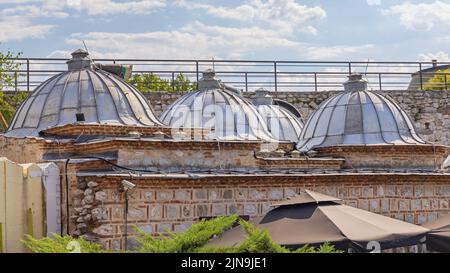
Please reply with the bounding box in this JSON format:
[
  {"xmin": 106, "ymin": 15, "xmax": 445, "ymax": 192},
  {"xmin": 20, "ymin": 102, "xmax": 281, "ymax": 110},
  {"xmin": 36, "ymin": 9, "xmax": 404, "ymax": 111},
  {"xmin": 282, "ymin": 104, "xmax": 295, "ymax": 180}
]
[
  {"xmin": 253, "ymin": 88, "xmax": 303, "ymax": 142},
  {"xmin": 5, "ymin": 49, "xmax": 163, "ymax": 137},
  {"xmin": 160, "ymin": 70, "xmax": 274, "ymax": 141},
  {"xmin": 297, "ymin": 74, "xmax": 426, "ymax": 152}
]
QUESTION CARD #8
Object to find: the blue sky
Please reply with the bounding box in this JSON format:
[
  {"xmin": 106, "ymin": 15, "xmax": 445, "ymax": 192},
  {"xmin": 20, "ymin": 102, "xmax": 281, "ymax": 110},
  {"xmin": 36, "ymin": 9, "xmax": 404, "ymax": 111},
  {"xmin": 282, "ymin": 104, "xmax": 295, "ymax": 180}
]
[{"xmin": 0, "ymin": 0, "xmax": 449, "ymax": 61}]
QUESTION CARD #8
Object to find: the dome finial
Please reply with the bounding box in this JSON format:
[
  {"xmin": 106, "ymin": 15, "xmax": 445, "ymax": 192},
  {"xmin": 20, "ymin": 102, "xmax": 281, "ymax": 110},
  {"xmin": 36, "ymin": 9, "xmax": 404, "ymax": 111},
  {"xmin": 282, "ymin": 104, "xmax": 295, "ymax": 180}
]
[
  {"xmin": 198, "ymin": 69, "xmax": 222, "ymax": 90},
  {"xmin": 343, "ymin": 73, "xmax": 368, "ymax": 92},
  {"xmin": 67, "ymin": 49, "xmax": 92, "ymax": 71},
  {"xmin": 253, "ymin": 88, "xmax": 273, "ymax": 105}
]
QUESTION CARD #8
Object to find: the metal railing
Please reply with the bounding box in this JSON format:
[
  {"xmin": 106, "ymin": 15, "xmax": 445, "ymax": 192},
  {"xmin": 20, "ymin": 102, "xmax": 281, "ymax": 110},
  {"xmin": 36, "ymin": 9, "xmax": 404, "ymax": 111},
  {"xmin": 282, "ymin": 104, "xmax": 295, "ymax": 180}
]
[{"xmin": 3, "ymin": 58, "xmax": 450, "ymax": 92}]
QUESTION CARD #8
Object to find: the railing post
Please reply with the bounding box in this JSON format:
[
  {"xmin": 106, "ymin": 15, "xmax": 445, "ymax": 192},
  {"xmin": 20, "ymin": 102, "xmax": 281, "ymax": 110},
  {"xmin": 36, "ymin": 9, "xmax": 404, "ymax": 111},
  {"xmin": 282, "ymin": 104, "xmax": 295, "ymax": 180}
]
[
  {"xmin": 445, "ymin": 73, "xmax": 448, "ymax": 90},
  {"xmin": 348, "ymin": 62, "xmax": 352, "ymax": 75},
  {"xmin": 379, "ymin": 73, "xmax": 382, "ymax": 91},
  {"xmin": 196, "ymin": 61, "xmax": 199, "ymax": 83},
  {"xmin": 274, "ymin": 62, "xmax": 278, "ymax": 92},
  {"xmin": 14, "ymin": 71, "xmax": 18, "ymax": 92},
  {"xmin": 245, "ymin": 72, "xmax": 248, "ymax": 93},
  {"xmin": 172, "ymin": 72, "xmax": 175, "ymax": 91},
  {"xmin": 419, "ymin": 63, "xmax": 423, "ymax": 90},
  {"xmin": 314, "ymin": 73, "xmax": 318, "ymax": 92},
  {"xmin": 26, "ymin": 59, "xmax": 30, "ymax": 92}
]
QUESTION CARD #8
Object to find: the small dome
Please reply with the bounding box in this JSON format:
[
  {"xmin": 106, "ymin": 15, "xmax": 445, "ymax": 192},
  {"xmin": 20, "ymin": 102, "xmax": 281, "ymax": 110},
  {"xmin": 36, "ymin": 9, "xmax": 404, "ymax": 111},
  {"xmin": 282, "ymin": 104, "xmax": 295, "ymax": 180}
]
[
  {"xmin": 297, "ymin": 74, "xmax": 426, "ymax": 152},
  {"xmin": 160, "ymin": 70, "xmax": 275, "ymax": 141},
  {"xmin": 5, "ymin": 49, "xmax": 163, "ymax": 137},
  {"xmin": 253, "ymin": 88, "xmax": 303, "ymax": 142}
]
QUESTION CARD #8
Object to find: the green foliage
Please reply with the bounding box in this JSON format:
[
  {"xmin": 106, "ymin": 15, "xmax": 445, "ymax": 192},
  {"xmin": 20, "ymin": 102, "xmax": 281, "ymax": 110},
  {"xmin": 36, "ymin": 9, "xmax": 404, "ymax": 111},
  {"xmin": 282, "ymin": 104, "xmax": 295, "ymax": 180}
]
[
  {"xmin": 129, "ymin": 73, "xmax": 196, "ymax": 93},
  {"xmin": 0, "ymin": 49, "xmax": 23, "ymax": 130},
  {"xmin": 423, "ymin": 69, "xmax": 450, "ymax": 90},
  {"xmin": 198, "ymin": 219, "xmax": 342, "ymax": 253},
  {"xmin": 0, "ymin": 50, "xmax": 21, "ymax": 92},
  {"xmin": 22, "ymin": 234, "xmax": 109, "ymax": 253},
  {"xmin": 135, "ymin": 215, "xmax": 239, "ymax": 253},
  {"xmin": 23, "ymin": 215, "xmax": 341, "ymax": 253}
]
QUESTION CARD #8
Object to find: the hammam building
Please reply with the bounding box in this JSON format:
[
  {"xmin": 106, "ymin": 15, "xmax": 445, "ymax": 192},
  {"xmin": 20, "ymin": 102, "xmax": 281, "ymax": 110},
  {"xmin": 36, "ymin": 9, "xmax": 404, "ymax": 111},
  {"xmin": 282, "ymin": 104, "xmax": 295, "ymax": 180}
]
[{"xmin": 1, "ymin": 50, "xmax": 450, "ymax": 250}]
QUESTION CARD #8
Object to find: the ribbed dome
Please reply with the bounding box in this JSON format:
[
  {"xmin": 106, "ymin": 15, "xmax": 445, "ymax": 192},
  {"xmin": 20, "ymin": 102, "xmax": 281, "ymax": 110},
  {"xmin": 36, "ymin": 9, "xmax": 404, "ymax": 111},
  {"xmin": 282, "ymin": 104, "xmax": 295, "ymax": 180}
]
[
  {"xmin": 253, "ymin": 88, "xmax": 303, "ymax": 142},
  {"xmin": 297, "ymin": 74, "xmax": 426, "ymax": 152},
  {"xmin": 5, "ymin": 49, "xmax": 163, "ymax": 137},
  {"xmin": 160, "ymin": 70, "xmax": 275, "ymax": 141}
]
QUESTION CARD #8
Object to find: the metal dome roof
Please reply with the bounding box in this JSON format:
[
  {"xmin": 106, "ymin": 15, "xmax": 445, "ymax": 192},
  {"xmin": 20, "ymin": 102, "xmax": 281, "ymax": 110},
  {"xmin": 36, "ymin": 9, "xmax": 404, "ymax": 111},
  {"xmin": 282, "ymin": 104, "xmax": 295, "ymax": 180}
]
[
  {"xmin": 253, "ymin": 88, "xmax": 303, "ymax": 142},
  {"xmin": 5, "ymin": 49, "xmax": 163, "ymax": 137},
  {"xmin": 297, "ymin": 74, "xmax": 426, "ymax": 152},
  {"xmin": 160, "ymin": 70, "xmax": 275, "ymax": 141}
]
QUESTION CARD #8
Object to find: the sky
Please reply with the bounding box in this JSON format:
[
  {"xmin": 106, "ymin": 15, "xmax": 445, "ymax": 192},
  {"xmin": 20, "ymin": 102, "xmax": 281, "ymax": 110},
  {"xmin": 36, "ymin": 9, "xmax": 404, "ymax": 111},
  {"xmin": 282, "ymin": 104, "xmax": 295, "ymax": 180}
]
[{"xmin": 0, "ymin": 0, "xmax": 449, "ymax": 62}]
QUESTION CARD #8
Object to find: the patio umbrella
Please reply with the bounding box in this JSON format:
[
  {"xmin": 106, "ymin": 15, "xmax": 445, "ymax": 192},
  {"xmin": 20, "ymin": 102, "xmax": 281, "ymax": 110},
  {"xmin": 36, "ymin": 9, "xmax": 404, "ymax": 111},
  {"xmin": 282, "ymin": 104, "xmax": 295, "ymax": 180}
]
[
  {"xmin": 423, "ymin": 215, "xmax": 450, "ymax": 253},
  {"xmin": 207, "ymin": 190, "xmax": 429, "ymax": 252}
]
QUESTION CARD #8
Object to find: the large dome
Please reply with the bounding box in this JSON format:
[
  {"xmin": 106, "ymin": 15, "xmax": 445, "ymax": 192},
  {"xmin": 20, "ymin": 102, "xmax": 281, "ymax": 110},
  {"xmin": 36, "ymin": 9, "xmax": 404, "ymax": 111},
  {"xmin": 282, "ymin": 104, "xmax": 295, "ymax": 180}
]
[
  {"xmin": 297, "ymin": 74, "xmax": 426, "ymax": 152},
  {"xmin": 5, "ymin": 49, "xmax": 163, "ymax": 137},
  {"xmin": 160, "ymin": 70, "xmax": 275, "ymax": 141},
  {"xmin": 253, "ymin": 88, "xmax": 303, "ymax": 142}
]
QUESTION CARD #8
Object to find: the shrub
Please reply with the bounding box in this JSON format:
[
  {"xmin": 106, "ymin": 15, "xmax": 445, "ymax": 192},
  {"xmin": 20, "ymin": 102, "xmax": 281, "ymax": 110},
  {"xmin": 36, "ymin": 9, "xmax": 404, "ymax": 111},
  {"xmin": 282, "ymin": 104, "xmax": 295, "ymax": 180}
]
[
  {"xmin": 423, "ymin": 69, "xmax": 450, "ymax": 90},
  {"xmin": 23, "ymin": 215, "xmax": 341, "ymax": 253},
  {"xmin": 129, "ymin": 73, "xmax": 196, "ymax": 93}
]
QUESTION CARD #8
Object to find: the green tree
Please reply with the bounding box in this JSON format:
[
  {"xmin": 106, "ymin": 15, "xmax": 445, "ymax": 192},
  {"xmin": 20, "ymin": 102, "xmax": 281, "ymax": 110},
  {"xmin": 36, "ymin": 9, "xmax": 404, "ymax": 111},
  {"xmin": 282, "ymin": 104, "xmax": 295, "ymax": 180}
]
[
  {"xmin": 23, "ymin": 215, "xmax": 341, "ymax": 253},
  {"xmin": 423, "ymin": 69, "xmax": 450, "ymax": 90},
  {"xmin": 129, "ymin": 73, "xmax": 196, "ymax": 93},
  {"xmin": 0, "ymin": 49, "xmax": 23, "ymax": 130}
]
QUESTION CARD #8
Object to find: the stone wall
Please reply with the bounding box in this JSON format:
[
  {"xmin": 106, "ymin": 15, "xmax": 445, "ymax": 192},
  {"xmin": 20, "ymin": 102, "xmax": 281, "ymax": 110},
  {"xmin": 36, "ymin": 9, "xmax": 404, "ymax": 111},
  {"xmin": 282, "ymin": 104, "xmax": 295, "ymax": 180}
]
[
  {"xmin": 145, "ymin": 90, "xmax": 450, "ymax": 145},
  {"xmin": 74, "ymin": 174, "xmax": 450, "ymax": 250}
]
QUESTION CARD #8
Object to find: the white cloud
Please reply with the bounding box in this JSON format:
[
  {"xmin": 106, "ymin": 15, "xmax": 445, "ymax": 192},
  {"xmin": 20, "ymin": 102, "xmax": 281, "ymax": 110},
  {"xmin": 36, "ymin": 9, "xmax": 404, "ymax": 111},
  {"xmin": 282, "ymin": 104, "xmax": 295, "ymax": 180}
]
[
  {"xmin": 418, "ymin": 51, "xmax": 450, "ymax": 62},
  {"xmin": 174, "ymin": 0, "xmax": 326, "ymax": 35},
  {"xmin": 66, "ymin": 0, "xmax": 166, "ymax": 15},
  {"xmin": 0, "ymin": 0, "xmax": 166, "ymax": 18},
  {"xmin": 0, "ymin": 16, "xmax": 54, "ymax": 42},
  {"xmin": 303, "ymin": 44, "xmax": 375, "ymax": 60},
  {"xmin": 367, "ymin": 0, "xmax": 381, "ymax": 6},
  {"xmin": 61, "ymin": 20, "xmax": 373, "ymax": 63},
  {"xmin": 383, "ymin": 1, "xmax": 450, "ymax": 31}
]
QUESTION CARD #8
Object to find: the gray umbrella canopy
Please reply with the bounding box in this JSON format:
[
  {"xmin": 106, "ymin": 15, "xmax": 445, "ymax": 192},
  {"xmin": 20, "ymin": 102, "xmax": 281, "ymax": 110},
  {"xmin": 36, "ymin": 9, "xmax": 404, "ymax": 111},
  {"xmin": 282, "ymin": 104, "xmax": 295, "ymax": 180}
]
[
  {"xmin": 423, "ymin": 215, "xmax": 450, "ymax": 252},
  {"xmin": 207, "ymin": 190, "xmax": 429, "ymax": 251}
]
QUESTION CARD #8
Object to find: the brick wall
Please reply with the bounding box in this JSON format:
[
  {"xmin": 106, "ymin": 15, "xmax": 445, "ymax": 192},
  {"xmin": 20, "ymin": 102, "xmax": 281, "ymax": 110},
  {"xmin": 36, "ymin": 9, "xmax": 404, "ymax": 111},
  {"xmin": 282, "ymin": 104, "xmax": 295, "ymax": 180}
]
[
  {"xmin": 145, "ymin": 89, "xmax": 450, "ymax": 145},
  {"xmin": 72, "ymin": 174, "xmax": 450, "ymax": 250}
]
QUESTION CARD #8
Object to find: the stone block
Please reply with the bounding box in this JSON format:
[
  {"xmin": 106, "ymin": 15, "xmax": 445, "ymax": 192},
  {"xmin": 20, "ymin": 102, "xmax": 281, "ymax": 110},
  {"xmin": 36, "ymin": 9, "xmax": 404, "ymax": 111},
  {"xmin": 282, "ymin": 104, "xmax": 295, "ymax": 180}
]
[
  {"xmin": 175, "ymin": 222, "xmax": 193, "ymax": 232},
  {"xmin": 196, "ymin": 204, "xmax": 209, "ymax": 217},
  {"xmin": 399, "ymin": 200, "xmax": 410, "ymax": 211},
  {"xmin": 138, "ymin": 224, "xmax": 154, "ymax": 234},
  {"xmin": 165, "ymin": 205, "xmax": 179, "ymax": 219},
  {"xmin": 338, "ymin": 188, "xmax": 348, "ymax": 199},
  {"xmin": 381, "ymin": 199, "xmax": 389, "ymax": 213},
  {"xmin": 175, "ymin": 190, "xmax": 190, "ymax": 201},
  {"xmin": 212, "ymin": 204, "xmax": 226, "ymax": 216},
  {"xmin": 385, "ymin": 186, "xmax": 396, "ymax": 196},
  {"xmin": 439, "ymin": 200, "xmax": 449, "ymax": 209},
  {"xmin": 235, "ymin": 188, "xmax": 247, "ymax": 200},
  {"xmin": 358, "ymin": 200, "xmax": 369, "ymax": 211},
  {"xmin": 194, "ymin": 189, "xmax": 207, "ymax": 200},
  {"xmin": 284, "ymin": 188, "xmax": 296, "ymax": 198},
  {"xmin": 370, "ymin": 199, "xmax": 379, "ymax": 212},
  {"xmin": 208, "ymin": 189, "xmax": 219, "ymax": 200},
  {"xmin": 249, "ymin": 189, "xmax": 265, "ymax": 199},
  {"xmin": 182, "ymin": 205, "xmax": 193, "ymax": 218},
  {"xmin": 93, "ymin": 224, "xmax": 114, "ymax": 236},
  {"xmin": 149, "ymin": 204, "xmax": 162, "ymax": 219},
  {"xmin": 410, "ymin": 199, "xmax": 421, "ymax": 211},
  {"xmin": 143, "ymin": 191, "xmax": 154, "ymax": 201},
  {"xmin": 128, "ymin": 207, "xmax": 147, "ymax": 220},
  {"xmin": 376, "ymin": 186, "xmax": 384, "ymax": 197},
  {"xmin": 405, "ymin": 214, "xmax": 414, "ymax": 224},
  {"xmin": 362, "ymin": 187, "xmax": 374, "ymax": 198},
  {"xmin": 349, "ymin": 187, "xmax": 361, "ymax": 198},
  {"xmin": 222, "ymin": 189, "xmax": 233, "ymax": 199},
  {"xmin": 92, "ymin": 207, "xmax": 108, "ymax": 221},
  {"xmin": 244, "ymin": 203, "xmax": 257, "ymax": 215},
  {"xmin": 95, "ymin": 191, "xmax": 107, "ymax": 202},
  {"xmin": 157, "ymin": 191, "xmax": 173, "ymax": 201},
  {"xmin": 268, "ymin": 188, "xmax": 283, "ymax": 199}
]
